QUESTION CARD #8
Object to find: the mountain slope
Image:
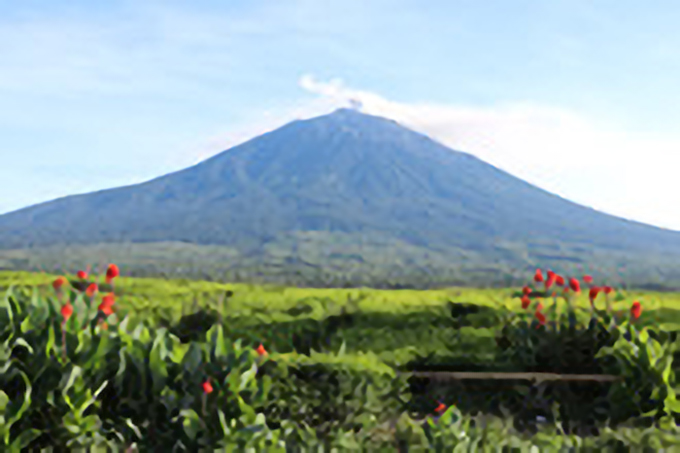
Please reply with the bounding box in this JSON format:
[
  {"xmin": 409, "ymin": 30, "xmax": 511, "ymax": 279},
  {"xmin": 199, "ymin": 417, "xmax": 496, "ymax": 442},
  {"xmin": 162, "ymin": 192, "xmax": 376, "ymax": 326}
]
[{"xmin": 1, "ymin": 108, "xmax": 680, "ymax": 286}]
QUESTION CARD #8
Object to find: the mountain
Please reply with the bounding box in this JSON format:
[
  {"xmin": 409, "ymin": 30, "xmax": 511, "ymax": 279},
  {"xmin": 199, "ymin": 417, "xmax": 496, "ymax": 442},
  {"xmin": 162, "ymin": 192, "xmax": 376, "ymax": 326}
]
[{"xmin": 2, "ymin": 108, "xmax": 680, "ymax": 288}]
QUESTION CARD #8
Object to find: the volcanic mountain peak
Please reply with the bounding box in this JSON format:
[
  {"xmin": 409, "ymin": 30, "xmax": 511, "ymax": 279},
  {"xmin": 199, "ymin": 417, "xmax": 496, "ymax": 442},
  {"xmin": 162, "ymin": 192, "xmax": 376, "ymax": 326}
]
[
  {"xmin": 271, "ymin": 107, "xmax": 440, "ymax": 150},
  {"xmin": 322, "ymin": 107, "xmax": 400, "ymax": 127},
  {"xmin": 323, "ymin": 106, "xmax": 389, "ymax": 121},
  {"xmin": 1, "ymin": 107, "xmax": 680, "ymax": 289}
]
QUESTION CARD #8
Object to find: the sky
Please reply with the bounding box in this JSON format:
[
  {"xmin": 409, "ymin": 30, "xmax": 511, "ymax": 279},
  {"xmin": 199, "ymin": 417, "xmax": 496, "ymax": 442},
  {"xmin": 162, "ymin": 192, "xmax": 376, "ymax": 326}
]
[{"xmin": 2, "ymin": 0, "xmax": 680, "ymax": 231}]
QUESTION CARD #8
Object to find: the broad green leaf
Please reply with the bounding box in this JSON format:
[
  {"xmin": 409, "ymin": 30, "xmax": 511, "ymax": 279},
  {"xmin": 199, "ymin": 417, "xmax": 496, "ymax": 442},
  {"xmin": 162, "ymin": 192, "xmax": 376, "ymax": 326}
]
[
  {"xmin": 182, "ymin": 342, "xmax": 203, "ymax": 371},
  {"xmin": 81, "ymin": 333, "xmax": 112, "ymax": 372},
  {"xmin": 45, "ymin": 323, "xmax": 56, "ymax": 359},
  {"xmin": 338, "ymin": 340, "xmax": 346, "ymax": 357},
  {"xmin": 638, "ymin": 328, "xmax": 649, "ymax": 344},
  {"xmin": 149, "ymin": 329, "xmax": 168, "ymax": 393},
  {"xmin": 125, "ymin": 418, "xmax": 142, "ymax": 439},
  {"xmin": 218, "ymin": 409, "xmax": 232, "ymax": 437},
  {"xmin": 2, "ymin": 370, "xmax": 32, "ymax": 444},
  {"xmin": 237, "ymin": 395, "xmax": 256, "ymax": 424},
  {"xmin": 118, "ymin": 316, "xmax": 130, "ymax": 334},
  {"xmin": 19, "ymin": 315, "xmax": 32, "ymax": 334},
  {"xmin": 11, "ymin": 337, "xmax": 33, "ymax": 355},
  {"xmin": 239, "ymin": 364, "xmax": 257, "ymax": 392},
  {"xmin": 8, "ymin": 429, "xmax": 41, "ymax": 450},
  {"xmin": 665, "ymin": 398, "xmax": 680, "ymax": 414},
  {"xmin": 60, "ymin": 365, "xmax": 83, "ymax": 411},
  {"xmin": 181, "ymin": 409, "xmax": 201, "ymax": 440},
  {"xmin": 208, "ymin": 324, "xmax": 228, "ymax": 359},
  {"xmin": 0, "ymin": 391, "xmax": 7, "ymax": 419}
]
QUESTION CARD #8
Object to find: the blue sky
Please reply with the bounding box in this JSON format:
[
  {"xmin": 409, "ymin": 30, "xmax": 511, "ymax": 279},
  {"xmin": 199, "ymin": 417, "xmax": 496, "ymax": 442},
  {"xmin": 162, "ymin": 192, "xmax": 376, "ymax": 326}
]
[{"xmin": 2, "ymin": 0, "xmax": 680, "ymax": 230}]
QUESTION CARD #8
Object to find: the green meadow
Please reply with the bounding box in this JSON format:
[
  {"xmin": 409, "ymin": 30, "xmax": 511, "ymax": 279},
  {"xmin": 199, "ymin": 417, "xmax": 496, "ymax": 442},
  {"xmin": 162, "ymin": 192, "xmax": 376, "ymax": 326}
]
[
  {"xmin": 5, "ymin": 268, "xmax": 680, "ymax": 372},
  {"xmin": 5, "ymin": 268, "xmax": 680, "ymax": 449}
]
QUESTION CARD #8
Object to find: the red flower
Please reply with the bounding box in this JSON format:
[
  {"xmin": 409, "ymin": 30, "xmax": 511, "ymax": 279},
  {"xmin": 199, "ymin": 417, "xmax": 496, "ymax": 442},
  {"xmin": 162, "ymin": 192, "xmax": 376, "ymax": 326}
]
[
  {"xmin": 106, "ymin": 264, "xmax": 120, "ymax": 283},
  {"xmin": 522, "ymin": 285, "xmax": 532, "ymax": 295},
  {"xmin": 76, "ymin": 270, "xmax": 88, "ymax": 279},
  {"xmin": 569, "ymin": 278, "xmax": 581, "ymax": 293},
  {"xmin": 534, "ymin": 269, "xmax": 544, "ymax": 283},
  {"xmin": 256, "ymin": 343, "xmax": 268, "ymax": 357},
  {"xmin": 589, "ymin": 287, "xmax": 600, "ymax": 303},
  {"xmin": 85, "ymin": 283, "xmax": 98, "ymax": 298},
  {"xmin": 101, "ymin": 293, "xmax": 115, "ymax": 307},
  {"xmin": 603, "ymin": 286, "xmax": 614, "ymax": 295},
  {"xmin": 545, "ymin": 277, "xmax": 555, "ymax": 290},
  {"xmin": 52, "ymin": 276, "xmax": 68, "ymax": 291},
  {"xmin": 535, "ymin": 310, "xmax": 546, "ymax": 326},
  {"xmin": 535, "ymin": 301, "xmax": 544, "ymax": 311},
  {"xmin": 99, "ymin": 293, "xmax": 115, "ymax": 316},
  {"xmin": 631, "ymin": 301, "xmax": 642, "ymax": 320},
  {"xmin": 61, "ymin": 303, "xmax": 74, "ymax": 322},
  {"xmin": 583, "ymin": 275, "xmax": 593, "ymax": 284},
  {"xmin": 202, "ymin": 380, "xmax": 214, "ymax": 394},
  {"xmin": 555, "ymin": 275, "xmax": 565, "ymax": 286},
  {"xmin": 563, "ymin": 287, "xmax": 570, "ymax": 294},
  {"xmin": 545, "ymin": 273, "xmax": 557, "ymax": 290},
  {"xmin": 521, "ymin": 295, "xmax": 531, "ymax": 309},
  {"xmin": 434, "ymin": 402, "xmax": 447, "ymax": 414},
  {"xmin": 98, "ymin": 303, "xmax": 114, "ymax": 316}
]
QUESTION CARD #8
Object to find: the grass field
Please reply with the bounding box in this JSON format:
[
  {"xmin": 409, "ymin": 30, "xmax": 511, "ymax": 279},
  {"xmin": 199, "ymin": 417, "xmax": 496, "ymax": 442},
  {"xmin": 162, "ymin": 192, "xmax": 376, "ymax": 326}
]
[
  {"xmin": 5, "ymin": 268, "xmax": 680, "ymax": 449},
  {"xmin": 4, "ymin": 269, "xmax": 680, "ymax": 364},
  {"xmin": 6, "ymin": 268, "xmax": 680, "ymax": 311}
]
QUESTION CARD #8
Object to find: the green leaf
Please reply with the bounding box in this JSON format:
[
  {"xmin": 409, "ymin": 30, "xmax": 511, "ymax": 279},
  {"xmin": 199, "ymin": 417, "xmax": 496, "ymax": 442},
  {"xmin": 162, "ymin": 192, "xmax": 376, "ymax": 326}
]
[
  {"xmin": 218, "ymin": 409, "xmax": 232, "ymax": 437},
  {"xmin": 641, "ymin": 408, "xmax": 659, "ymax": 418},
  {"xmin": 19, "ymin": 315, "xmax": 33, "ymax": 334},
  {"xmin": 169, "ymin": 342, "xmax": 189, "ymax": 364},
  {"xmin": 665, "ymin": 397, "xmax": 680, "ymax": 414},
  {"xmin": 239, "ymin": 364, "xmax": 258, "ymax": 392},
  {"xmin": 81, "ymin": 332, "xmax": 112, "ymax": 372},
  {"xmin": 210, "ymin": 324, "xmax": 228, "ymax": 359},
  {"xmin": 93, "ymin": 380, "xmax": 108, "ymax": 400},
  {"xmin": 125, "ymin": 418, "xmax": 143, "ymax": 439},
  {"xmin": 149, "ymin": 329, "xmax": 168, "ymax": 393},
  {"xmin": 60, "ymin": 365, "xmax": 83, "ymax": 411},
  {"xmin": 12, "ymin": 337, "xmax": 33, "ymax": 355},
  {"xmin": 0, "ymin": 392, "xmax": 6, "ymax": 427},
  {"xmin": 646, "ymin": 340, "xmax": 664, "ymax": 369},
  {"xmin": 638, "ymin": 328, "xmax": 649, "ymax": 344},
  {"xmin": 614, "ymin": 293, "xmax": 627, "ymax": 302},
  {"xmin": 437, "ymin": 405, "xmax": 459, "ymax": 427},
  {"xmin": 45, "ymin": 323, "xmax": 56, "ymax": 359},
  {"xmin": 8, "ymin": 429, "xmax": 41, "ymax": 450},
  {"xmin": 2, "ymin": 370, "xmax": 32, "ymax": 445},
  {"xmin": 182, "ymin": 342, "xmax": 203, "ymax": 371},
  {"xmin": 237, "ymin": 395, "xmax": 256, "ymax": 424},
  {"xmin": 118, "ymin": 316, "xmax": 130, "ymax": 334},
  {"xmin": 181, "ymin": 409, "xmax": 201, "ymax": 440}
]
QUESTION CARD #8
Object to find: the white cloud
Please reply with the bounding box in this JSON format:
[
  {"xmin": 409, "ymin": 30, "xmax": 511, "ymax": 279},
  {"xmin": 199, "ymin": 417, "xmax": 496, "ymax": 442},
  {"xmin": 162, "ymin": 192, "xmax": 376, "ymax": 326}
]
[{"xmin": 295, "ymin": 75, "xmax": 680, "ymax": 232}]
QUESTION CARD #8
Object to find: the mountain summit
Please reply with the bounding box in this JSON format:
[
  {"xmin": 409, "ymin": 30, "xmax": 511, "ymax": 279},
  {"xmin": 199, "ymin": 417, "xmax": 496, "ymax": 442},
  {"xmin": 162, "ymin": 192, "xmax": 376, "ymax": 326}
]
[{"xmin": 2, "ymin": 108, "xmax": 680, "ymax": 286}]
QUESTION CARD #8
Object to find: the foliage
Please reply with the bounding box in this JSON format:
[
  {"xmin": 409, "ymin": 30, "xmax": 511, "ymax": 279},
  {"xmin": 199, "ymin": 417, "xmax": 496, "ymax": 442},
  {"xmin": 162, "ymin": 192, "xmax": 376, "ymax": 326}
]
[
  {"xmin": 596, "ymin": 321, "xmax": 680, "ymax": 426},
  {"xmin": 496, "ymin": 305, "xmax": 620, "ymax": 374},
  {"xmin": 3, "ymin": 268, "xmax": 680, "ymax": 449}
]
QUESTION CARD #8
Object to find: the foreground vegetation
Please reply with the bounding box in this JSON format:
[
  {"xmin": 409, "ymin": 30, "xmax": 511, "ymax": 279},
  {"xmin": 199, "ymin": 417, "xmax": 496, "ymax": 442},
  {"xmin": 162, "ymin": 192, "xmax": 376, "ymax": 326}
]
[{"xmin": 4, "ymin": 266, "xmax": 680, "ymax": 449}]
